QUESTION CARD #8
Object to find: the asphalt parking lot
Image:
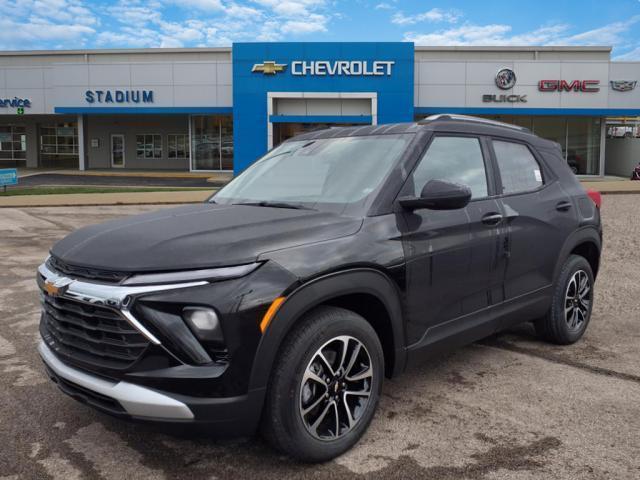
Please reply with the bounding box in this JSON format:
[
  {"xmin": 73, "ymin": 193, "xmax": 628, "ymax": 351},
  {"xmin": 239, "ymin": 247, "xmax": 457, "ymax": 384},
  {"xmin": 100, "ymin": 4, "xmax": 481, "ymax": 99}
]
[{"xmin": 1, "ymin": 196, "xmax": 639, "ymax": 479}]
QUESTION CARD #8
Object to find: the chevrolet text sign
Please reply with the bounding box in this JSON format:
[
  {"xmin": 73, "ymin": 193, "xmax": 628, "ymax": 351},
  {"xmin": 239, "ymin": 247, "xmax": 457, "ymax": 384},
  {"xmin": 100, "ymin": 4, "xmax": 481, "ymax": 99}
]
[{"xmin": 291, "ymin": 60, "xmax": 395, "ymax": 76}]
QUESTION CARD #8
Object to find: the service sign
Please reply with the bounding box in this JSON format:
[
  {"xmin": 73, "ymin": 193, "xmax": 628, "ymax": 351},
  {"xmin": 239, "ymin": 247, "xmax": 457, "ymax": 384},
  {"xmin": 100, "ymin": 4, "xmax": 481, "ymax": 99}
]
[{"xmin": 0, "ymin": 97, "xmax": 31, "ymax": 108}]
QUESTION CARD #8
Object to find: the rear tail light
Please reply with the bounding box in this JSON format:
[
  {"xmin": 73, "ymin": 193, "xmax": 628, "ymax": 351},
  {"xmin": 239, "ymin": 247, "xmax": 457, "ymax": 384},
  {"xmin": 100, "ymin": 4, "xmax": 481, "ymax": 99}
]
[{"xmin": 586, "ymin": 188, "xmax": 602, "ymax": 209}]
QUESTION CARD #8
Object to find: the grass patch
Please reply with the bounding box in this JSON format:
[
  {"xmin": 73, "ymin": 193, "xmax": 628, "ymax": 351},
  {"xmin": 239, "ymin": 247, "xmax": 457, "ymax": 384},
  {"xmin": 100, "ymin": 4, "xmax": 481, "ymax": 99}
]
[{"xmin": 0, "ymin": 186, "xmax": 214, "ymax": 196}]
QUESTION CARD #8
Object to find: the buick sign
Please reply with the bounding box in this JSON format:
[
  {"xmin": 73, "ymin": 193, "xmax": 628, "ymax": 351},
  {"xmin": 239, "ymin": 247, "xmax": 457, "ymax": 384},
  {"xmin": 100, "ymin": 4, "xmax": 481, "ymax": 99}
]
[
  {"xmin": 483, "ymin": 94, "xmax": 527, "ymax": 103},
  {"xmin": 495, "ymin": 68, "xmax": 516, "ymax": 90}
]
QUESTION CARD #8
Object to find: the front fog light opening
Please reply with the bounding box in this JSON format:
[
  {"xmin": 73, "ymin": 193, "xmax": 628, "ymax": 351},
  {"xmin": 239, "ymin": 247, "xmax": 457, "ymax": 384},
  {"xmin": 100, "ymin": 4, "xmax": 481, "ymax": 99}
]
[{"xmin": 182, "ymin": 307, "xmax": 224, "ymax": 343}]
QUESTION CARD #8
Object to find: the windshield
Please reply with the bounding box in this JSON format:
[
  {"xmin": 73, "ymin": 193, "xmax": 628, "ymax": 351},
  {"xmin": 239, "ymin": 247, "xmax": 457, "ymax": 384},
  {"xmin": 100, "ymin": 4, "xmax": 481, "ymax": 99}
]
[{"xmin": 213, "ymin": 134, "xmax": 413, "ymax": 212}]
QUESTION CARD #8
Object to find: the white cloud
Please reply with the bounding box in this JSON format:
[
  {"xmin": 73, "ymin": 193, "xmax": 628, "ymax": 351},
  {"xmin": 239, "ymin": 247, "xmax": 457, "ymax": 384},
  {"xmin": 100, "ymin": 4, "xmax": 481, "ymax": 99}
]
[
  {"xmin": 281, "ymin": 15, "xmax": 327, "ymax": 34},
  {"xmin": 0, "ymin": 0, "xmax": 334, "ymax": 48},
  {"xmin": 392, "ymin": 8, "xmax": 461, "ymax": 26},
  {"xmin": 165, "ymin": 0, "xmax": 224, "ymax": 11},
  {"xmin": 108, "ymin": 4, "xmax": 162, "ymax": 26},
  {"xmin": 0, "ymin": 0, "xmax": 97, "ymax": 48},
  {"xmin": 404, "ymin": 17, "xmax": 640, "ymax": 49},
  {"xmin": 252, "ymin": 0, "xmax": 325, "ymax": 18},
  {"xmin": 224, "ymin": 2, "xmax": 262, "ymax": 19},
  {"xmin": 33, "ymin": 0, "xmax": 98, "ymax": 26},
  {"xmin": 613, "ymin": 46, "xmax": 640, "ymax": 60},
  {"xmin": 375, "ymin": 3, "xmax": 393, "ymax": 10},
  {"xmin": 560, "ymin": 16, "xmax": 640, "ymax": 45}
]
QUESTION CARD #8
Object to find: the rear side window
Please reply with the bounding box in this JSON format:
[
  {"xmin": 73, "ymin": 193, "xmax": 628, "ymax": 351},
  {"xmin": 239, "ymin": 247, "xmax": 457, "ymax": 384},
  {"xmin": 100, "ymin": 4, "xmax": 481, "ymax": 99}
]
[
  {"xmin": 493, "ymin": 140, "xmax": 543, "ymax": 194},
  {"xmin": 411, "ymin": 136, "xmax": 488, "ymax": 199}
]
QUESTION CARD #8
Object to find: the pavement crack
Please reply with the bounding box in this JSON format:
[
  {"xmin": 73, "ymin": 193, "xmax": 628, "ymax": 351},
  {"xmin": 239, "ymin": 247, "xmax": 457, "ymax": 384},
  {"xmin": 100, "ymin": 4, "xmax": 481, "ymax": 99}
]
[{"xmin": 480, "ymin": 338, "xmax": 640, "ymax": 385}]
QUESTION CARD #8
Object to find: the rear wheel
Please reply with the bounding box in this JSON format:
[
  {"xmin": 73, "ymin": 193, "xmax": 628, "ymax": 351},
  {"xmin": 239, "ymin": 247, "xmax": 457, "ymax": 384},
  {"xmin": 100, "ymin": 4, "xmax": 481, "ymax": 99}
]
[
  {"xmin": 535, "ymin": 254, "xmax": 594, "ymax": 344},
  {"xmin": 261, "ymin": 306, "xmax": 383, "ymax": 462}
]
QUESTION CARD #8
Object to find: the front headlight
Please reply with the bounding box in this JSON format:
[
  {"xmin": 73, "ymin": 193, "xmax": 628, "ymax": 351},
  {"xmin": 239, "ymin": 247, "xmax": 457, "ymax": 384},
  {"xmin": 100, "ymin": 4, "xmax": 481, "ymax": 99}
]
[{"xmin": 121, "ymin": 263, "xmax": 260, "ymax": 286}]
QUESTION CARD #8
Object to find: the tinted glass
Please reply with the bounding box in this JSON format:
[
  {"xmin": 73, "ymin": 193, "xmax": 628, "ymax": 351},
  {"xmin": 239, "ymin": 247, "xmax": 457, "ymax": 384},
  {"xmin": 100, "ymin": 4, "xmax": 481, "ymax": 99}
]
[
  {"xmin": 215, "ymin": 134, "xmax": 413, "ymax": 208},
  {"xmin": 412, "ymin": 136, "xmax": 488, "ymax": 199},
  {"xmin": 493, "ymin": 140, "xmax": 543, "ymax": 194}
]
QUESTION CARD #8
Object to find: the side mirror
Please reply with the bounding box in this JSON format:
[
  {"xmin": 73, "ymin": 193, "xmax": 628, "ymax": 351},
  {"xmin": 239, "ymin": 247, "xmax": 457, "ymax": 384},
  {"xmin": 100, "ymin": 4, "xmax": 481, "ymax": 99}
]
[{"xmin": 399, "ymin": 179, "xmax": 472, "ymax": 211}]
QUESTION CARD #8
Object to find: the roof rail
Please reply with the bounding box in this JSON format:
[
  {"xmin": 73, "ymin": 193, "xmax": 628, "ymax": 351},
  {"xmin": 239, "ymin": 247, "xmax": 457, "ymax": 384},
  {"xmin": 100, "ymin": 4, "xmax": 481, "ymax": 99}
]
[{"xmin": 418, "ymin": 114, "xmax": 530, "ymax": 132}]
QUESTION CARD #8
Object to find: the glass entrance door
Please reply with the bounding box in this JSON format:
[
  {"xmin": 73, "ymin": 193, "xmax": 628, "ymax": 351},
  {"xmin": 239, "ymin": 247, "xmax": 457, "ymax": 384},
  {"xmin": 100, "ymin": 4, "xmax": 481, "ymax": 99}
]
[{"xmin": 111, "ymin": 134, "xmax": 125, "ymax": 168}]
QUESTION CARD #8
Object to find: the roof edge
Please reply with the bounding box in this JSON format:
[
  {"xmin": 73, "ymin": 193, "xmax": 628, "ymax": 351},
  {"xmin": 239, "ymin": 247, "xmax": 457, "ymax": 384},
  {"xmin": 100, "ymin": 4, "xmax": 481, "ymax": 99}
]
[
  {"xmin": 0, "ymin": 47, "xmax": 232, "ymax": 56},
  {"xmin": 0, "ymin": 44, "xmax": 613, "ymax": 56},
  {"xmin": 414, "ymin": 45, "xmax": 612, "ymax": 52}
]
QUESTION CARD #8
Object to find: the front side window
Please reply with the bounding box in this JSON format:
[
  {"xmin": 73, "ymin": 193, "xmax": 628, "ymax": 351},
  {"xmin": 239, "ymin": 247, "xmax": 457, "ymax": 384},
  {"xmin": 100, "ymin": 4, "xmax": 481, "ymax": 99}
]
[
  {"xmin": 411, "ymin": 136, "xmax": 488, "ymax": 199},
  {"xmin": 136, "ymin": 134, "xmax": 162, "ymax": 159},
  {"xmin": 492, "ymin": 140, "xmax": 543, "ymax": 194},
  {"xmin": 214, "ymin": 134, "xmax": 413, "ymax": 211}
]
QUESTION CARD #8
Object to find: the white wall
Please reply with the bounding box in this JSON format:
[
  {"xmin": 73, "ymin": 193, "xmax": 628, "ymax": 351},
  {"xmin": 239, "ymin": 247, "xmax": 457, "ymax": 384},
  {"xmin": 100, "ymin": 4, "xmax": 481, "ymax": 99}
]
[
  {"xmin": 0, "ymin": 49, "xmax": 233, "ymax": 115},
  {"xmin": 414, "ymin": 59, "xmax": 616, "ymax": 109}
]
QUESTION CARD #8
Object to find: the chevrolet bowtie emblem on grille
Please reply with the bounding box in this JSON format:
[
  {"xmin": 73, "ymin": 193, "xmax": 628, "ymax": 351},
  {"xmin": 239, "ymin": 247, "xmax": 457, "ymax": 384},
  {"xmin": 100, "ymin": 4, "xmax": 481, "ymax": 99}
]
[
  {"xmin": 43, "ymin": 278, "xmax": 73, "ymax": 297},
  {"xmin": 252, "ymin": 61, "xmax": 287, "ymax": 75}
]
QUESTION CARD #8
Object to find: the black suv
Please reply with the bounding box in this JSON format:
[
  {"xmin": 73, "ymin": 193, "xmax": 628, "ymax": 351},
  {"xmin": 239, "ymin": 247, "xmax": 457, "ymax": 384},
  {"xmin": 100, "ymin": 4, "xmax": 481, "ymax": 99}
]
[{"xmin": 37, "ymin": 115, "xmax": 601, "ymax": 462}]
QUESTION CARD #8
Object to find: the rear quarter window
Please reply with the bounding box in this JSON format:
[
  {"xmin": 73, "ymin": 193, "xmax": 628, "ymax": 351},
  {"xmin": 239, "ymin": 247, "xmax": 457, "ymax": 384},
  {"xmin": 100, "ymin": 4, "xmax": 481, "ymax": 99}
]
[{"xmin": 492, "ymin": 140, "xmax": 543, "ymax": 194}]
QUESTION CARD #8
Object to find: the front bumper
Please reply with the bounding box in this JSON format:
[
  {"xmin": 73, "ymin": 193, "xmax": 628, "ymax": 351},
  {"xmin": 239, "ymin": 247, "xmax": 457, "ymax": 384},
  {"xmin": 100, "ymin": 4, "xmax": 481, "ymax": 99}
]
[
  {"xmin": 39, "ymin": 341, "xmax": 267, "ymax": 433},
  {"xmin": 39, "ymin": 341, "xmax": 194, "ymax": 420}
]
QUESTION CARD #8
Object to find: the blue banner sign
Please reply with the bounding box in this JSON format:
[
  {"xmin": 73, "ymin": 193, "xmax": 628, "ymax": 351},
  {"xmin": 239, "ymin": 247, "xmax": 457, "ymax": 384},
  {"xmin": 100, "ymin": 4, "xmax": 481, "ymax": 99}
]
[{"xmin": 0, "ymin": 168, "xmax": 18, "ymax": 187}]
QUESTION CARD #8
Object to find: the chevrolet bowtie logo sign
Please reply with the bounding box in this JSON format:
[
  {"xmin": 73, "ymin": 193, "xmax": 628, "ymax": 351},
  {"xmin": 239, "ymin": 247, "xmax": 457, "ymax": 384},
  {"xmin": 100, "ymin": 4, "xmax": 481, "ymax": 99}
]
[
  {"xmin": 252, "ymin": 61, "xmax": 287, "ymax": 75},
  {"xmin": 42, "ymin": 278, "xmax": 72, "ymax": 297}
]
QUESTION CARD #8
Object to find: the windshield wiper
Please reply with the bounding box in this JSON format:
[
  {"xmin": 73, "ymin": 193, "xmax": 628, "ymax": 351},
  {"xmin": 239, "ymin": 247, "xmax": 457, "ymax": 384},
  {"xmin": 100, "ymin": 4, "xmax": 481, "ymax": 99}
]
[{"xmin": 232, "ymin": 201, "xmax": 315, "ymax": 210}]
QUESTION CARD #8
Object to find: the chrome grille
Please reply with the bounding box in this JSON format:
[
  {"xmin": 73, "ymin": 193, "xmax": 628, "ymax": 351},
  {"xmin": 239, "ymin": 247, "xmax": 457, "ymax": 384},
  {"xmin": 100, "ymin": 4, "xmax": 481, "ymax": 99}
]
[{"xmin": 40, "ymin": 295, "xmax": 149, "ymax": 370}]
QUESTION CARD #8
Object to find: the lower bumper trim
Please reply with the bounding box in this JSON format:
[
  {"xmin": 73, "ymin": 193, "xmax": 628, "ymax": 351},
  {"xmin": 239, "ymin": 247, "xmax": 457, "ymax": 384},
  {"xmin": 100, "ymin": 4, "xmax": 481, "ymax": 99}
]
[{"xmin": 38, "ymin": 341, "xmax": 194, "ymax": 420}]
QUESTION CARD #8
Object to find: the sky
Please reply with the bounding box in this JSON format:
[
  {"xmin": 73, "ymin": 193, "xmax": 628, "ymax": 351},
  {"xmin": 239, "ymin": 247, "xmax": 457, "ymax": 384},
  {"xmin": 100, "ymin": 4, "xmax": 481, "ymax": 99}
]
[{"xmin": 1, "ymin": 0, "xmax": 640, "ymax": 60}]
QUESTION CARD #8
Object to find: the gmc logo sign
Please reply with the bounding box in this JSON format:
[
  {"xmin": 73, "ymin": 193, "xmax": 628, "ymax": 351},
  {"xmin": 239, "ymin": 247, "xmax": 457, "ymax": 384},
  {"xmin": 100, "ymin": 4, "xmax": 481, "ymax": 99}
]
[{"xmin": 538, "ymin": 80, "xmax": 600, "ymax": 92}]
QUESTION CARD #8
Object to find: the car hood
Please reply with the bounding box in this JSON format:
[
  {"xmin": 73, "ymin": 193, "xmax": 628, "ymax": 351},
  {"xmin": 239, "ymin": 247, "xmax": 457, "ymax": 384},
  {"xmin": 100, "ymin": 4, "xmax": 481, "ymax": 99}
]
[{"xmin": 50, "ymin": 203, "xmax": 363, "ymax": 273}]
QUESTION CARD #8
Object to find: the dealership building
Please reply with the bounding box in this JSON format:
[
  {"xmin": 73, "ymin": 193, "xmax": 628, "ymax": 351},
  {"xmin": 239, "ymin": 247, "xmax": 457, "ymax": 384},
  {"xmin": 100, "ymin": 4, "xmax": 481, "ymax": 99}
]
[{"xmin": 0, "ymin": 42, "xmax": 639, "ymax": 176}]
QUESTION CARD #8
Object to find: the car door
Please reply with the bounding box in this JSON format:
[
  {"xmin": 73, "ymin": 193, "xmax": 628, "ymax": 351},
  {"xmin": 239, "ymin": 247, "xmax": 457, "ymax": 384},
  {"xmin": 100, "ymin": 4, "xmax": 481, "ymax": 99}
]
[
  {"xmin": 489, "ymin": 138, "xmax": 579, "ymax": 304},
  {"xmin": 398, "ymin": 134, "xmax": 506, "ymax": 349}
]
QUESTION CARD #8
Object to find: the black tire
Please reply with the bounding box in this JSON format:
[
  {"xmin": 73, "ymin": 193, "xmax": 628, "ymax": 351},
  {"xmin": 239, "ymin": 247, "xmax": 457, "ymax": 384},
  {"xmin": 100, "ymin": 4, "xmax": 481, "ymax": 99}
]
[
  {"xmin": 261, "ymin": 305, "xmax": 384, "ymax": 462},
  {"xmin": 535, "ymin": 254, "xmax": 594, "ymax": 345}
]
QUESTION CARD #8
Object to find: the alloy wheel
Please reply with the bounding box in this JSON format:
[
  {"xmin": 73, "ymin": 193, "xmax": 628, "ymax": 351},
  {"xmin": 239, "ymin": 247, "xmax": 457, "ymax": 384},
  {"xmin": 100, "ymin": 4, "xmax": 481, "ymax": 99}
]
[
  {"xmin": 299, "ymin": 335, "xmax": 373, "ymax": 441},
  {"xmin": 565, "ymin": 270, "xmax": 591, "ymax": 332}
]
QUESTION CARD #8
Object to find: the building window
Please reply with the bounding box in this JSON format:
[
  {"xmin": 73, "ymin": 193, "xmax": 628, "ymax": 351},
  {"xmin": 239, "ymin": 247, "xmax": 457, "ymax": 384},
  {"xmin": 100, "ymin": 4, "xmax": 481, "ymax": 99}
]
[
  {"xmin": 469, "ymin": 114, "xmax": 602, "ymax": 176},
  {"xmin": 39, "ymin": 123, "xmax": 78, "ymax": 168},
  {"xmin": 136, "ymin": 134, "xmax": 162, "ymax": 159},
  {"xmin": 168, "ymin": 134, "xmax": 189, "ymax": 159},
  {"xmin": 191, "ymin": 115, "xmax": 233, "ymax": 171},
  {"xmin": 0, "ymin": 125, "xmax": 27, "ymax": 167}
]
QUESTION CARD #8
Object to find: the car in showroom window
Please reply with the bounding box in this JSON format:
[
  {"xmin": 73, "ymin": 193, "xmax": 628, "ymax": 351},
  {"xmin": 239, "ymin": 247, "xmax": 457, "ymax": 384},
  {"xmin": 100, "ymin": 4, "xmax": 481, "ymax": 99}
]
[{"xmin": 36, "ymin": 116, "xmax": 601, "ymax": 462}]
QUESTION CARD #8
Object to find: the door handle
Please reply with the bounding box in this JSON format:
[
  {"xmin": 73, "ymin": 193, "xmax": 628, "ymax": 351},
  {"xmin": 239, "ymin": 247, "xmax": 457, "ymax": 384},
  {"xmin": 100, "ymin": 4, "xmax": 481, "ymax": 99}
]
[
  {"xmin": 481, "ymin": 213, "xmax": 503, "ymax": 225},
  {"xmin": 556, "ymin": 201, "xmax": 572, "ymax": 212}
]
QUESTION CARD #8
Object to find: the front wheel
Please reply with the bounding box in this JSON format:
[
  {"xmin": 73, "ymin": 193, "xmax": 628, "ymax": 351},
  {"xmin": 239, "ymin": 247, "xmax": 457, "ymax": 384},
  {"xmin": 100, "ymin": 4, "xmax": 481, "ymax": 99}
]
[
  {"xmin": 535, "ymin": 254, "xmax": 595, "ymax": 344},
  {"xmin": 261, "ymin": 306, "xmax": 384, "ymax": 462}
]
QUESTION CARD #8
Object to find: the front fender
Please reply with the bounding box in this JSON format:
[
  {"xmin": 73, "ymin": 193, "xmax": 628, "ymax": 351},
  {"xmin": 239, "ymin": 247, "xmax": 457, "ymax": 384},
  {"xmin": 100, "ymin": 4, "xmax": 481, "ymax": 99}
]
[{"xmin": 247, "ymin": 268, "xmax": 406, "ymax": 392}]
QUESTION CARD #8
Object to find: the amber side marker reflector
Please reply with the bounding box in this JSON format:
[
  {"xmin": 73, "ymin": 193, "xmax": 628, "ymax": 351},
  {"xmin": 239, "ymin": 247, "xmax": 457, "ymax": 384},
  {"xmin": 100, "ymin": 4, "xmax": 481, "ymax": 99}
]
[{"xmin": 260, "ymin": 297, "xmax": 285, "ymax": 333}]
